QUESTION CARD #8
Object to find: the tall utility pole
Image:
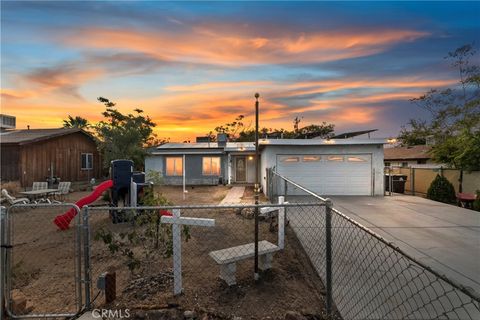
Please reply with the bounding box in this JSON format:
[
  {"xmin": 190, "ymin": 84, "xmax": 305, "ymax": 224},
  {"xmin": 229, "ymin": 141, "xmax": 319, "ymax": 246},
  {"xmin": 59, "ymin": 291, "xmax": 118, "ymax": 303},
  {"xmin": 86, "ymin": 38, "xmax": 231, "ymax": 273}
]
[{"xmin": 254, "ymin": 93, "xmax": 260, "ymax": 280}]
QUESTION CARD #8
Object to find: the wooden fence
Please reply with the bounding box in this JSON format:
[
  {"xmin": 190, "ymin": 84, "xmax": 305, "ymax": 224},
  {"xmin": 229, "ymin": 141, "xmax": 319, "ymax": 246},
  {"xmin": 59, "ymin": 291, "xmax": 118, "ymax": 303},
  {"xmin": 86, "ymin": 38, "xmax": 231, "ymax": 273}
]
[{"xmin": 387, "ymin": 167, "xmax": 480, "ymax": 195}]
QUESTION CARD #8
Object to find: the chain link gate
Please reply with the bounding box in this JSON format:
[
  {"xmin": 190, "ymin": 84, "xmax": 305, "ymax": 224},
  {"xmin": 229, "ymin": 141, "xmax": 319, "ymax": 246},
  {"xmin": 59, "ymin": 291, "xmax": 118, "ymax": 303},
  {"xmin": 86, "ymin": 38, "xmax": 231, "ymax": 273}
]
[{"xmin": 1, "ymin": 203, "xmax": 83, "ymax": 319}]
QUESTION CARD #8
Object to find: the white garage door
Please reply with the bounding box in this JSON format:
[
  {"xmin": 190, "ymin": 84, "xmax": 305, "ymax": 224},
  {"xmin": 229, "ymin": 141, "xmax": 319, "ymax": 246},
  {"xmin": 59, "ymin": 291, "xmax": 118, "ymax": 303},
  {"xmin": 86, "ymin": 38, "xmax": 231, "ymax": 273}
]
[{"xmin": 276, "ymin": 154, "xmax": 372, "ymax": 196}]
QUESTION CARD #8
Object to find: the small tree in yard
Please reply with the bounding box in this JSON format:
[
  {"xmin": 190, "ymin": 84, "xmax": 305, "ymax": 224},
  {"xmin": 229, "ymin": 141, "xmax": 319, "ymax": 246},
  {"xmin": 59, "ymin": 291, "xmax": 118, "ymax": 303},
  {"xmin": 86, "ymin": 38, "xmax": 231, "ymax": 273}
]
[
  {"xmin": 95, "ymin": 97, "xmax": 157, "ymax": 170},
  {"xmin": 427, "ymin": 175, "xmax": 456, "ymax": 204},
  {"xmin": 399, "ymin": 44, "xmax": 480, "ymax": 171},
  {"xmin": 94, "ymin": 188, "xmax": 190, "ymax": 274}
]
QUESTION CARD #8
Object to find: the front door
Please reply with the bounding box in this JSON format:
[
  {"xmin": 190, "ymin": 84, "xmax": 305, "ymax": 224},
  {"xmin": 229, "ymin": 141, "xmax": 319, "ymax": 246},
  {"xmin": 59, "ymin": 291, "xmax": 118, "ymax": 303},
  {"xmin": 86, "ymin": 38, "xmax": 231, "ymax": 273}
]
[{"xmin": 235, "ymin": 157, "xmax": 246, "ymax": 182}]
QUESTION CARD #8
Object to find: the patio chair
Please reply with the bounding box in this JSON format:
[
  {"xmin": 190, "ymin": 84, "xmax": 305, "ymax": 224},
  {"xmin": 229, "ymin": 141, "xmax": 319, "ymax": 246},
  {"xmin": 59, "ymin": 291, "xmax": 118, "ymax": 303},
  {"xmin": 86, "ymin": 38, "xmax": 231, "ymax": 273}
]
[
  {"xmin": 1, "ymin": 189, "xmax": 30, "ymax": 205},
  {"xmin": 54, "ymin": 181, "xmax": 71, "ymax": 202},
  {"xmin": 32, "ymin": 181, "xmax": 49, "ymax": 203},
  {"xmin": 32, "ymin": 181, "xmax": 48, "ymax": 191}
]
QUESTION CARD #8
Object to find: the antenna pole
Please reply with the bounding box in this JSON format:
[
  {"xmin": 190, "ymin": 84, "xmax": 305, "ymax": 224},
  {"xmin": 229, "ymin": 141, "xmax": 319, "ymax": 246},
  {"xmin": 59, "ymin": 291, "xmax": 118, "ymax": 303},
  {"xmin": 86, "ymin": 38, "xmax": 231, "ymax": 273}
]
[{"xmin": 254, "ymin": 92, "xmax": 260, "ymax": 281}]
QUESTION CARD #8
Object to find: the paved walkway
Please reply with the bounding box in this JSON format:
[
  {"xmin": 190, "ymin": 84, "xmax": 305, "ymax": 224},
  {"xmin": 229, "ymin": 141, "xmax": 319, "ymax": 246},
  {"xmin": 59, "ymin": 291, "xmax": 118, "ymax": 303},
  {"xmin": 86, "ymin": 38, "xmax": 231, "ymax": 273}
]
[{"xmin": 220, "ymin": 186, "xmax": 245, "ymax": 204}]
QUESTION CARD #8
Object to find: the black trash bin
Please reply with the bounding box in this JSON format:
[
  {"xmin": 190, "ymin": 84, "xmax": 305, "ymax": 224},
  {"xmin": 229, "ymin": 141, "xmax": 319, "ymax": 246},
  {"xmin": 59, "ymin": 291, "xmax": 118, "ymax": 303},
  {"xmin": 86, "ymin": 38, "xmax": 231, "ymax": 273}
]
[{"xmin": 385, "ymin": 174, "xmax": 407, "ymax": 193}]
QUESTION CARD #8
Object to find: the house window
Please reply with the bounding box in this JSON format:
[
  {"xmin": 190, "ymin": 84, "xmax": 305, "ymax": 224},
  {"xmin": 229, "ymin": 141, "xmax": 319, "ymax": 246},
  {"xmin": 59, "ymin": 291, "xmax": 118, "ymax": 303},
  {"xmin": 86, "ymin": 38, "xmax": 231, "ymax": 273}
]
[
  {"xmin": 401, "ymin": 162, "xmax": 409, "ymax": 167},
  {"xmin": 385, "ymin": 162, "xmax": 391, "ymax": 167},
  {"xmin": 279, "ymin": 156, "xmax": 300, "ymax": 163},
  {"xmin": 303, "ymin": 155, "xmax": 321, "ymax": 162},
  {"xmin": 417, "ymin": 159, "xmax": 427, "ymax": 164},
  {"xmin": 203, "ymin": 157, "xmax": 221, "ymax": 175},
  {"xmin": 166, "ymin": 157, "xmax": 183, "ymax": 176},
  {"xmin": 81, "ymin": 153, "xmax": 93, "ymax": 170},
  {"xmin": 327, "ymin": 155, "xmax": 344, "ymax": 162},
  {"xmin": 347, "ymin": 156, "xmax": 367, "ymax": 162}
]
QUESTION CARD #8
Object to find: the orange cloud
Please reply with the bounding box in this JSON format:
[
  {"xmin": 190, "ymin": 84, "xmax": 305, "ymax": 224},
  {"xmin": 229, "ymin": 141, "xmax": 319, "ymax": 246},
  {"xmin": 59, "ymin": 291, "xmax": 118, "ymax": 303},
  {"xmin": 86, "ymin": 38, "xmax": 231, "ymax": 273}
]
[
  {"xmin": 2, "ymin": 73, "xmax": 454, "ymax": 142},
  {"xmin": 63, "ymin": 26, "xmax": 428, "ymax": 66}
]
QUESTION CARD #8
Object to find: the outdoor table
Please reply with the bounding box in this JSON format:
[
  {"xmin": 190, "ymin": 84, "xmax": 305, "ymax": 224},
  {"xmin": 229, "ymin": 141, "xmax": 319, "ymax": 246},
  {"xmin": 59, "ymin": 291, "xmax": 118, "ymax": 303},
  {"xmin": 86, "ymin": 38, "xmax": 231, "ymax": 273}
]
[
  {"xmin": 20, "ymin": 189, "xmax": 59, "ymax": 203},
  {"xmin": 456, "ymin": 192, "xmax": 476, "ymax": 209}
]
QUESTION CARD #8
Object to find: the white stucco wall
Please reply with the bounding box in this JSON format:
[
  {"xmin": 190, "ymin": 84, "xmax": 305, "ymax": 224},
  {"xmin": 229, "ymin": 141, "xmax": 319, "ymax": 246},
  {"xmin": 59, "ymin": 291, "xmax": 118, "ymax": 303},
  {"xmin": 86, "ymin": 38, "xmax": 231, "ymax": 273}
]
[{"xmin": 260, "ymin": 144, "xmax": 384, "ymax": 196}]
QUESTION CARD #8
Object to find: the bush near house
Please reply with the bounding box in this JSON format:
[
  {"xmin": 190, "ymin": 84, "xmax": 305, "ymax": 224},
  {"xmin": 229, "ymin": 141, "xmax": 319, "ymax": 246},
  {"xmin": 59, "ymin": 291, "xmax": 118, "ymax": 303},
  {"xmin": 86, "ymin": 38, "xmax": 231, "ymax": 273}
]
[
  {"xmin": 1, "ymin": 180, "xmax": 21, "ymax": 195},
  {"xmin": 473, "ymin": 190, "xmax": 480, "ymax": 211},
  {"xmin": 427, "ymin": 175, "xmax": 456, "ymax": 204}
]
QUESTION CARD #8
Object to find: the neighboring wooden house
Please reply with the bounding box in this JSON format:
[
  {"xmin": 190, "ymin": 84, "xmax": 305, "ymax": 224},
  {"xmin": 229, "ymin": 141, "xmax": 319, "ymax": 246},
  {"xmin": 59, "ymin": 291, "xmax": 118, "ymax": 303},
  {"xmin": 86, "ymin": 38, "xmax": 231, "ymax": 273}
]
[
  {"xmin": 0, "ymin": 128, "xmax": 101, "ymax": 187},
  {"xmin": 384, "ymin": 145, "xmax": 435, "ymax": 168}
]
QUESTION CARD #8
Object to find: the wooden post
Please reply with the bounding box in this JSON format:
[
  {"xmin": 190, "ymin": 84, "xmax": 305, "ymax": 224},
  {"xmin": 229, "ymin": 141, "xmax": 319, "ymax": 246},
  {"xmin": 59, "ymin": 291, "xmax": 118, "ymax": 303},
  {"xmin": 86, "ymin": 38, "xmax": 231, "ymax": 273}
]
[
  {"xmin": 411, "ymin": 167, "xmax": 416, "ymax": 196},
  {"xmin": 459, "ymin": 169, "xmax": 463, "ymax": 193}
]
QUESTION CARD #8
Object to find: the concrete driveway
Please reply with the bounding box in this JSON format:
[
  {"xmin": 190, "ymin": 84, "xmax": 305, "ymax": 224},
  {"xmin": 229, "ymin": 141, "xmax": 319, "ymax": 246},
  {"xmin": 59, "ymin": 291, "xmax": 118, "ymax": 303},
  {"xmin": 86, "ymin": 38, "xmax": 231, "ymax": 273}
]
[{"xmin": 330, "ymin": 195, "xmax": 480, "ymax": 294}]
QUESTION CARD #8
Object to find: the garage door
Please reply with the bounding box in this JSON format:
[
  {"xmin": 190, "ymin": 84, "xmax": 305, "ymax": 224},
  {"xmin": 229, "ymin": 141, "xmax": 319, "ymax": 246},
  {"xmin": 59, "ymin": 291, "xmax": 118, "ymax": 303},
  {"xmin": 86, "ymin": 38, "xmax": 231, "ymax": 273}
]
[{"xmin": 276, "ymin": 154, "xmax": 372, "ymax": 196}]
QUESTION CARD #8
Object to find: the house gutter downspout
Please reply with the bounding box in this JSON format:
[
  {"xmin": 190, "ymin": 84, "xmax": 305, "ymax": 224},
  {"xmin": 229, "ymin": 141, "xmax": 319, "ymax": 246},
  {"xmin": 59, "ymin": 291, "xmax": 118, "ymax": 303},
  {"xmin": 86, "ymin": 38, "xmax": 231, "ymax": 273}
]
[
  {"xmin": 254, "ymin": 93, "xmax": 260, "ymax": 281},
  {"xmin": 183, "ymin": 154, "xmax": 186, "ymax": 200}
]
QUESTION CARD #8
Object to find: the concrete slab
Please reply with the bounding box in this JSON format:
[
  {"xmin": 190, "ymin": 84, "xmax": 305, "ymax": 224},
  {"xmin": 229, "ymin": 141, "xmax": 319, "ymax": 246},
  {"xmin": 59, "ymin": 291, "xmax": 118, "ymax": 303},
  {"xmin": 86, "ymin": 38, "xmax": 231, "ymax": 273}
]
[
  {"xmin": 220, "ymin": 186, "xmax": 245, "ymax": 204},
  {"xmin": 330, "ymin": 195, "xmax": 480, "ymax": 293},
  {"xmin": 77, "ymin": 311, "xmax": 96, "ymax": 320},
  {"xmin": 285, "ymin": 195, "xmax": 480, "ymax": 319}
]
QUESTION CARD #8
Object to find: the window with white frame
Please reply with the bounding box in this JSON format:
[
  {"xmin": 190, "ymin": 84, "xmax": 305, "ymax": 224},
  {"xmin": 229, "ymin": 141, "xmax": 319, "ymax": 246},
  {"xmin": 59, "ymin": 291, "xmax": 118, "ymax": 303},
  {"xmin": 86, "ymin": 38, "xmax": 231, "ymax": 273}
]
[
  {"xmin": 202, "ymin": 157, "xmax": 221, "ymax": 175},
  {"xmin": 81, "ymin": 153, "xmax": 93, "ymax": 170},
  {"xmin": 166, "ymin": 157, "xmax": 183, "ymax": 176}
]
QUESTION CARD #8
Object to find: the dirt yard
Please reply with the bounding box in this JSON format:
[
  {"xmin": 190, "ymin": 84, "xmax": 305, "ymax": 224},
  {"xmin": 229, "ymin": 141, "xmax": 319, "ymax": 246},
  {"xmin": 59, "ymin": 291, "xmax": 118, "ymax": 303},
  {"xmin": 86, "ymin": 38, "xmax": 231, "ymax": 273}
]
[{"xmin": 5, "ymin": 186, "xmax": 329, "ymax": 319}]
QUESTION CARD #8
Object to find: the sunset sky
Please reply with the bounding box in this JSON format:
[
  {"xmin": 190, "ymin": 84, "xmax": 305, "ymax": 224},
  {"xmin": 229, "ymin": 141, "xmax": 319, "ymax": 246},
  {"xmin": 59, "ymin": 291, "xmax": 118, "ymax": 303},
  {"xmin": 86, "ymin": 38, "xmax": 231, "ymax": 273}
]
[{"xmin": 1, "ymin": 1, "xmax": 479, "ymax": 141}]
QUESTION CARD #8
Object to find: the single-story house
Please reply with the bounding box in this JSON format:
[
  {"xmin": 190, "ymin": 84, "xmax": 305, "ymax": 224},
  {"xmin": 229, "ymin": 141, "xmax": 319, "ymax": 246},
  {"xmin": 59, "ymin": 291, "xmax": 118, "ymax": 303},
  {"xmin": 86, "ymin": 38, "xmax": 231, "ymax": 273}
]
[
  {"xmin": 145, "ymin": 141, "xmax": 256, "ymax": 185},
  {"xmin": 145, "ymin": 137, "xmax": 385, "ymax": 196},
  {"xmin": 384, "ymin": 145, "xmax": 435, "ymax": 168},
  {"xmin": 0, "ymin": 128, "xmax": 101, "ymax": 187}
]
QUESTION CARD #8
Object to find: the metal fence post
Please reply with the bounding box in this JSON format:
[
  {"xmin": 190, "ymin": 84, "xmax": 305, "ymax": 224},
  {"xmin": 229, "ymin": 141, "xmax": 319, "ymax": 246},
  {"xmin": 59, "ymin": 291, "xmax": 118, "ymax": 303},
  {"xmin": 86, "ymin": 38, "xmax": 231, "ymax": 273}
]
[
  {"xmin": 0, "ymin": 206, "xmax": 6, "ymax": 320},
  {"xmin": 75, "ymin": 205, "xmax": 83, "ymax": 311},
  {"xmin": 325, "ymin": 199, "xmax": 333, "ymax": 317},
  {"xmin": 83, "ymin": 206, "xmax": 91, "ymax": 309}
]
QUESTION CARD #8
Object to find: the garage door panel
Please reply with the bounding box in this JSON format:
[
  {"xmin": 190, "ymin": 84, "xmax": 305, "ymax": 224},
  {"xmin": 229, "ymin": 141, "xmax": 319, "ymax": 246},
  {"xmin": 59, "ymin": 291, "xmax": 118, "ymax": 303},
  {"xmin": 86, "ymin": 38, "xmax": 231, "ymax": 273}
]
[{"xmin": 277, "ymin": 154, "xmax": 372, "ymax": 196}]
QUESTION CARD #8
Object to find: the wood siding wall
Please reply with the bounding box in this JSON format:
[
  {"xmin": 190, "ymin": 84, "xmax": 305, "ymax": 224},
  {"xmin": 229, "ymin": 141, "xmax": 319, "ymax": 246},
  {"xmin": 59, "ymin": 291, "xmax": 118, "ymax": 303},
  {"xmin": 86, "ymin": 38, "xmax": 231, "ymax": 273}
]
[
  {"xmin": 2, "ymin": 132, "xmax": 101, "ymax": 187},
  {"xmin": 1, "ymin": 145, "xmax": 21, "ymax": 181}
]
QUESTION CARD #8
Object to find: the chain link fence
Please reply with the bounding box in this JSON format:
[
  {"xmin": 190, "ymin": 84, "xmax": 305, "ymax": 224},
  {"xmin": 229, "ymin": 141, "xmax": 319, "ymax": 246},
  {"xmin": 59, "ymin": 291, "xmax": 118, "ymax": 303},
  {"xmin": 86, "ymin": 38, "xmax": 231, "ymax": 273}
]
[
  {"xmin": 1, "ymin": 203, "xmax": 83, "ymax": 318},
  {"xmin": 3, "ymin": 174, "xmax": 478, "ymax": 319},
  {"xmin": 83, "ymin": 202, "xmax": 330, "ymax": 318},
  {"xmin": 267, "ymin": 168, "xmax": 480, "ymax": 320}
]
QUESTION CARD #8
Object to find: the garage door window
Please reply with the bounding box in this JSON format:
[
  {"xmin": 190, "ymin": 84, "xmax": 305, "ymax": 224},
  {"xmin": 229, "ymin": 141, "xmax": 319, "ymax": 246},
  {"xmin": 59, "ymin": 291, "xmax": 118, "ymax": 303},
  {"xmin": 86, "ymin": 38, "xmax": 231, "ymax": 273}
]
[
  {"xmin": 279, "ymin": 156, "xmax": 299, "ymax": 163},
  {"xmin": 303, "ymin": 156, "xmax": 321, "ymax": 162},
  {"xmin": 327, "ymin": 155, "xmax": 344, "ymax": 162},
  {"xmin": 347, "ymin": 156, "xmax": 368, "ymax": 162}
]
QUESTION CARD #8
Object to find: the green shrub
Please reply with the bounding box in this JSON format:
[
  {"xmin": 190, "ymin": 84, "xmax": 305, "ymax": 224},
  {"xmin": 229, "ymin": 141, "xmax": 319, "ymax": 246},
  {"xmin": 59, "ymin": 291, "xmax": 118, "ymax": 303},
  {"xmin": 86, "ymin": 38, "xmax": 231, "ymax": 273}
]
[
  {"xmin": 473, "ymin": 190, "xmax": 480, "ymax": 211},
  {"xmin": 102, "ymin": 191, "xmax": 110, "ymax": 202},
  {"xmin": 427, "ymin": 175, "xmax": 456, "ymax": 203}
]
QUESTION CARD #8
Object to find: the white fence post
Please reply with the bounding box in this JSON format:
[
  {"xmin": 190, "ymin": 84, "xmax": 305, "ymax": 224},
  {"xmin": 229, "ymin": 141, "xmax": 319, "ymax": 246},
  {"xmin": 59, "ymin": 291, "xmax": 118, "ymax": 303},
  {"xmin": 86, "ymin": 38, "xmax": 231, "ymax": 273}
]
[
  {"xmin": 278, "ymin": 197, "xmax": 285, "ymax": 250},
  {"xmin": 172, "ymin": 209, "xmax": 182, "ymax": 295}
]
